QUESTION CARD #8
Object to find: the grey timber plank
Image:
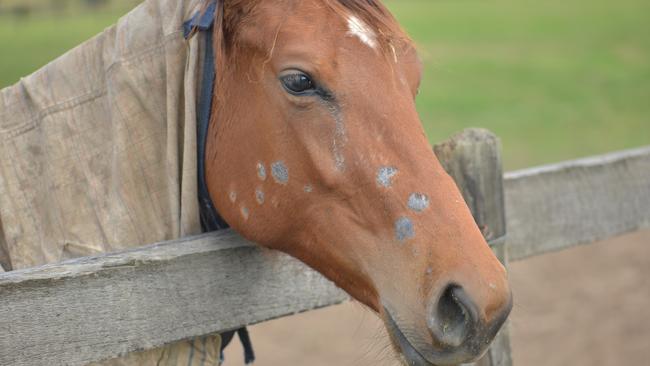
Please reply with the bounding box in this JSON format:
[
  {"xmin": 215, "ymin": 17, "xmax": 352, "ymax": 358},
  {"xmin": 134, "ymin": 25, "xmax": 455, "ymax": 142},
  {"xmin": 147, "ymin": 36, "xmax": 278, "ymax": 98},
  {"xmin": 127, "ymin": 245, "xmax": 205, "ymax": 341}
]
[
  {"xmin": 0, "ymin": 231, "xmax": 347, "ymax": 365},
  {"xmin": 505, "ymin": 146, "xmax": 650, "ymax": 260}
]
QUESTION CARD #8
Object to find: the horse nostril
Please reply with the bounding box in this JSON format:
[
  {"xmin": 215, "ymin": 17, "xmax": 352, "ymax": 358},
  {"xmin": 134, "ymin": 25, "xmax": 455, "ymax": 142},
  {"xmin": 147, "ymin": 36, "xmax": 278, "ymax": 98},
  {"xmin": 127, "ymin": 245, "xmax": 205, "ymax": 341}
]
[{"xmin": 429, "ymin": 285, "xmax": 477, "ymax": 349}]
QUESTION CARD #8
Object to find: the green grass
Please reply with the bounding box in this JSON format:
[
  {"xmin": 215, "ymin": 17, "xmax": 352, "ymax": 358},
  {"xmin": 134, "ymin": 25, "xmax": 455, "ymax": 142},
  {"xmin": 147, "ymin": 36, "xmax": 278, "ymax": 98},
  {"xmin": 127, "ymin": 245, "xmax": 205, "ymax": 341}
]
[
  {"xmin": 1, "ymin": 0, "xmax": 649, "ymax": 169},
  {"xmin": 387, "ymin": 0, "xmax": 650, "ymax": 169},
  {"xmin": 0, "ymin": 4, "xmax": 132, "ymax": 88}
]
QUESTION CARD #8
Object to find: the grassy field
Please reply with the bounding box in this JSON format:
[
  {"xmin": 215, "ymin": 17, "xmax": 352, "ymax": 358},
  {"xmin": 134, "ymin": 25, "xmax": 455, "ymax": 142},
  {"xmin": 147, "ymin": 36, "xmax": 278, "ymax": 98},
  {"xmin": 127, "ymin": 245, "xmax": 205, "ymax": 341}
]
[
  {"xmin": 1, "ymin": 0, "xmax": 649, "ymax": 169},
  {"xmin": 0, "ymin": 2, "xmax": 134, "ymax": 89}
]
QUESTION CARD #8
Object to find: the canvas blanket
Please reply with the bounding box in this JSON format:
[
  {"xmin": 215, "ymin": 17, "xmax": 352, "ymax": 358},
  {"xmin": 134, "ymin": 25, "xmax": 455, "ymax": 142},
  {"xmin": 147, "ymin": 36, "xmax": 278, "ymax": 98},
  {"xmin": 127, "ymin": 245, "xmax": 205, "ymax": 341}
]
[{"xmin": 0, "ymin": 0, "xmax": 224, "ymax": 364}]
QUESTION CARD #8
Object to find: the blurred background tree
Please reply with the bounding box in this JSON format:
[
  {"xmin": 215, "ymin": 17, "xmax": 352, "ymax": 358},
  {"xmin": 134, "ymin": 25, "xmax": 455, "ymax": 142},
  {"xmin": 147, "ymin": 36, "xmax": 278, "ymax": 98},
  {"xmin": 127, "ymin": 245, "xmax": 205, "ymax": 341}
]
[{"xmin": 0, "ymin": 0, "xmax": 648, "ymax": 170}]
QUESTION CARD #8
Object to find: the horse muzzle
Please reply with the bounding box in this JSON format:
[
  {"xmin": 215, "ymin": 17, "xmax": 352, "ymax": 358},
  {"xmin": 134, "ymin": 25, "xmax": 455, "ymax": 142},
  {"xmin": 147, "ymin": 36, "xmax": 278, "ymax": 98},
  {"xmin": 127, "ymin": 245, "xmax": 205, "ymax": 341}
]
[{"xmin": 384, "ymin": 285, "xmax": 513, "ymax": 366}]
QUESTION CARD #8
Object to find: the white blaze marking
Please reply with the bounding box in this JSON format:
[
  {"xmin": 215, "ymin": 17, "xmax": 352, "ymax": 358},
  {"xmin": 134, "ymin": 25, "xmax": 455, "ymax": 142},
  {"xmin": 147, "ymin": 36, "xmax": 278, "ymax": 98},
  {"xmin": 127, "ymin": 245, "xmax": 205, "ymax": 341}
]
[{"xmin": 347, "ymin": 16, "xmax": 378, "ymax": 49}]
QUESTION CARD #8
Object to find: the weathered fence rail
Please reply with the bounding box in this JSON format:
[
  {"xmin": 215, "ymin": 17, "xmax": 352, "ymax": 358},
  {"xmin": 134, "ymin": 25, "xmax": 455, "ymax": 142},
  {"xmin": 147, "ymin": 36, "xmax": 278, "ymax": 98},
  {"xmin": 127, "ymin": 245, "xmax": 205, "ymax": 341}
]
[
  {"xmin": 505, "ymin": 145, "xmax": 650, "ymax": 260},
  {"xmin": 1, "ymin": 129, "xmax": 648, "ymax": 366},
  {"xmin": 0, "ymin": 232, "xmax": 347, "ymax": 366}
]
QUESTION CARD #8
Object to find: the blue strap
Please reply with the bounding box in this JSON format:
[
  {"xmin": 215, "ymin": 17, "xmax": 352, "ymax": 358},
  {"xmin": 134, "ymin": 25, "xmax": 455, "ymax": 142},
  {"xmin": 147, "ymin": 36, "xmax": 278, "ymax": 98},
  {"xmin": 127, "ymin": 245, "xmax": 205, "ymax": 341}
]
[
  {"xmin": 184, "ymin": 1, "xmax": 229, "ymax": 232},
  {"xmin": 183, "ymin": 1, "xmax": 218, "ymax": 37}
]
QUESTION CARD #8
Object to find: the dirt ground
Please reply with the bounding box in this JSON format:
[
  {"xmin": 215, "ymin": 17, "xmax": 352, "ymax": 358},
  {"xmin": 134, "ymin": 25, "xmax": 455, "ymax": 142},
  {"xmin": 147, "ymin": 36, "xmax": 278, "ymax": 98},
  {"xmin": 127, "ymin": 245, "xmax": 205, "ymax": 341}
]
[{"xmin": 224, "ymin": 229, "xmax": 650, "ymax": 366}]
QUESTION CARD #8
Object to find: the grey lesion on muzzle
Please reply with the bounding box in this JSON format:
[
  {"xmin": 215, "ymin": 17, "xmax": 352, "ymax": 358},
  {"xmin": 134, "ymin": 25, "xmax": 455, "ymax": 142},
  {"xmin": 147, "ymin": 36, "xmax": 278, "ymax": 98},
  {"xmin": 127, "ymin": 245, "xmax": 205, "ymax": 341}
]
[
  {"xmin": 271, "ymin": 161, "xmax": 289, "ymax": 184},
  {"xmin": 408, "ymin": 192, "xmax": 430, "ymax": 212},
  {"xmin": 256, "ymin": 162, "xmax": 267, "ymax": 181},
  {"xmin": 377, "ymin": 166, "xmax": 398, "ymax": 187},
  {"xmin": 255, "ymin": 188, "xmax": 265, "ymax": 204},
  {"xmin": 395, "ymin": 216, "xmax": 415, "ymax": 242}
]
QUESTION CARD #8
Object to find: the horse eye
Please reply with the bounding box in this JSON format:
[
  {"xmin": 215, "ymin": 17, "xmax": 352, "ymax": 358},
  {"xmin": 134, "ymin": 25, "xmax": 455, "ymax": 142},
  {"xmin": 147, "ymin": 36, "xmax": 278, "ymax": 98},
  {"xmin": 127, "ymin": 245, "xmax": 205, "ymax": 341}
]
[{"xmin": 280, "ymin": 72, "xmax": 315, "ymax": 94}]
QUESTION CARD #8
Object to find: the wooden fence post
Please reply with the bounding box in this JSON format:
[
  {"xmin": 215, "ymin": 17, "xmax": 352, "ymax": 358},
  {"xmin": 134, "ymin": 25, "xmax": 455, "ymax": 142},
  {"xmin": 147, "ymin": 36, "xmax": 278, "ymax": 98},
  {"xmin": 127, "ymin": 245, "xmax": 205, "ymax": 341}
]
[{"xmin": 434, "ymin": 128, "xmax": 513, "ymax": 366}]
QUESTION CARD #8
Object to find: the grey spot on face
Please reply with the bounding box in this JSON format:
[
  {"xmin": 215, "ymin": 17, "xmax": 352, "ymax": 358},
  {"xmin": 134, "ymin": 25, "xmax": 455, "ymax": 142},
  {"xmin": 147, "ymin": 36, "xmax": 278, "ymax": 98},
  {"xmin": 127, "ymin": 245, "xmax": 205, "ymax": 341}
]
[
  {"xmin": 255, "ymin": 188, "xmax": 265, "ymax": 204},
  {"xmin": 229, "ymin": 191, "xmax": 237, "ymax": 203},
  {"xmin": 377, "ymin": 166, "xmax": 398, "ymax": 187},
  {"xmin": 240, "ymin": 206, "xmax": 249, "ymax": 220},
  {"xmin": 304, "ymin": 184, "xmax": 313, "ymax": 193},
  {"xmin": 271, "ymin": 161, "xmax": 289, "ymax": 184},
  {"xmin": 257, "ymin": 162, "xmax": 267, "ymax": 181},
  {"xmin": 426, "ymin": 267, "xmax": 433, "ymax": 275},
  {"xmin": 408, "ymin": 193, "xmax": 430, "ymax": 212},
  {"xmin": 327, "ymin": 104, "xmax": 347, "ymax": 171},
  {"xmin": 395, "ymin": 216, "xmax": 415, "ymax": 242}
]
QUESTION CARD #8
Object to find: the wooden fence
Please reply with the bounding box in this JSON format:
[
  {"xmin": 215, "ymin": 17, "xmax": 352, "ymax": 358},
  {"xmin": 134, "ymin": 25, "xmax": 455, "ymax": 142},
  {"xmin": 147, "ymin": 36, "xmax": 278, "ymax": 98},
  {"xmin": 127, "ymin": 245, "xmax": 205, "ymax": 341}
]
[{"xmin": 1, "ymin": 128, "xmax": 648, "ymax": 366}]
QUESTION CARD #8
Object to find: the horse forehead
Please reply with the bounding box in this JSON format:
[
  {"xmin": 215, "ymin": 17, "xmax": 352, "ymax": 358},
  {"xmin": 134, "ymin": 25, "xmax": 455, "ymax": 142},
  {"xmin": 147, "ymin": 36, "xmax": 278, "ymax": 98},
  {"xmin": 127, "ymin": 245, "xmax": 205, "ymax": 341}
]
[{"xmin": 275, "ymin": 5, "xmax": 346, "ymax": 42}]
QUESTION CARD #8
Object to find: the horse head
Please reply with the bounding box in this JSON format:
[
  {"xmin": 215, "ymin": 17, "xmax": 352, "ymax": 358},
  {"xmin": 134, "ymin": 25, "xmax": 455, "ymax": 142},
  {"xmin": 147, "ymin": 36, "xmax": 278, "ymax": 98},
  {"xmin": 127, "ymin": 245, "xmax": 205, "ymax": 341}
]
[{"xmin": 205, "ymin": 1, "xmax": 512, "ymax": 364}]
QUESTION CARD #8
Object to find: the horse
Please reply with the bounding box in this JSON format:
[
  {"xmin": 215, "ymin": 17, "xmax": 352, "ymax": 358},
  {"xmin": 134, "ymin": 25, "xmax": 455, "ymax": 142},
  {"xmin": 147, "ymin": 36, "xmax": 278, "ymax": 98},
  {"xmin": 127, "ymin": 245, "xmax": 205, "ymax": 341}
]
[{"xmin": 202, "ymin": 0, "xmax": 512, "ymax": 365}]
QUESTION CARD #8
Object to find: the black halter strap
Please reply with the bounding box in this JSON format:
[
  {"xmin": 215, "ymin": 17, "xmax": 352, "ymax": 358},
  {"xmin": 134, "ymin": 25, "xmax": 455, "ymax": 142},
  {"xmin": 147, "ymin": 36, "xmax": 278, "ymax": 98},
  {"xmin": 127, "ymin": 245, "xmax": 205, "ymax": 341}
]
[{"xmin": 184, "ymin": 2, "xmax": 255, "ymax": 364}]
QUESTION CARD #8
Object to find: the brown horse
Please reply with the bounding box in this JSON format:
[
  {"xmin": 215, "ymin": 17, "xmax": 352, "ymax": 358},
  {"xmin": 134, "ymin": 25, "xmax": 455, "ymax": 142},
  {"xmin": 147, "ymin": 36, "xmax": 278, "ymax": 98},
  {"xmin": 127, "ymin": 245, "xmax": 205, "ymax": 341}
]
[{"xmin": 204, "ymin": 1, "xmax": 512, "ymax": 364}]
